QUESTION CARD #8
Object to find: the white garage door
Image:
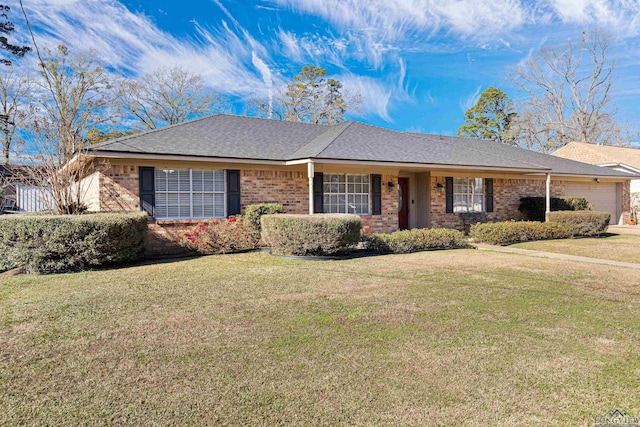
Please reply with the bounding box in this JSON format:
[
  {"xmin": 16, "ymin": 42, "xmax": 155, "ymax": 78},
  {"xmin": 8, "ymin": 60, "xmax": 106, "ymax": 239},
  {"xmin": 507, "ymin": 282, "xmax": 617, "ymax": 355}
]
[{"xmin": 564, "ymin": 181, "xmax": 619, "ymax": 225}]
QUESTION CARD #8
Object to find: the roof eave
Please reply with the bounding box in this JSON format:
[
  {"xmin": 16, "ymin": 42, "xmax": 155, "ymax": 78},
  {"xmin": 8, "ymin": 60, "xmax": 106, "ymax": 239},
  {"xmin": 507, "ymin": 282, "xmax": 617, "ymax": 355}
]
[
  {"xmin": 91, "ymin": 151, "xmax": 635, "ymax": 178},
  {"xmin": 295, "ymin": 157, "xmax": 550, "ymax": 173},
  {"xmin": 597, "ymin": 163, "xmax": 640, "ymax": 175},
  {"xmin": 92, "ymin": 150, "xmax": 288, "ymax": 165}
]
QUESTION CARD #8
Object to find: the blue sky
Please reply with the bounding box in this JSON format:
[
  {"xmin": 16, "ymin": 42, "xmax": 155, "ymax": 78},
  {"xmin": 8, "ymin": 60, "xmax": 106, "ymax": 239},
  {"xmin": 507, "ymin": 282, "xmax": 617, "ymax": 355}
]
[{"xmin": 11, "ymin": 0, "xmax": 640, "ymax": 136}]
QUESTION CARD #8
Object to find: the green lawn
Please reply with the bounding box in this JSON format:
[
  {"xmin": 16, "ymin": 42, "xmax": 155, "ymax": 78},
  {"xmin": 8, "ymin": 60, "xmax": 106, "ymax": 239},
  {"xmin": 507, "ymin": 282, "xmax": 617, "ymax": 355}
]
[
  {"xmin": 1, "ymin": 251, "xmax": 639, "ymax": 426},
  {"xmin": 511, "ymin": 233, "xmax": 640, "ymax": 264}
]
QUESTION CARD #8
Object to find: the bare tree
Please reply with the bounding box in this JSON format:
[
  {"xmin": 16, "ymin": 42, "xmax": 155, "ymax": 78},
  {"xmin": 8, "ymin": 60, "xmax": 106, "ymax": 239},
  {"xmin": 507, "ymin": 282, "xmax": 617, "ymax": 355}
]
[
  {"xmin": 117, "ymin": 66, "xmax": 222, "ymax": 130},
  {"xmin": 0, "ymin": 66, "xmax": 32, "ymax": 164},
  {"xmin": 254, "ymin": 65, "xmax": 362, "ymax": 125},
  {"xmin": 32, "ymin": 45, "xmax": 114, "ymax": 158},
  {"xmin": 18, "ymin": 2, "xmax": 113, "ymax": 214},
  {"xmin": 23, "ymin": 137, "xmax": 105, "ymax": 214},
  {"xmin": 510, "ymin": 30, "xmax": 628, "ymax": 153}
]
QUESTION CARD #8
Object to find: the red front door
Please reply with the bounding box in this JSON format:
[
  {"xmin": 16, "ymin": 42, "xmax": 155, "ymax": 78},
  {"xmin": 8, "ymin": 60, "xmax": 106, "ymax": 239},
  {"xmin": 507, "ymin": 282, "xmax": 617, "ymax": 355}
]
[{"xmin": 398, "ymin": 177, "xmax": 409, "ymax": 230}]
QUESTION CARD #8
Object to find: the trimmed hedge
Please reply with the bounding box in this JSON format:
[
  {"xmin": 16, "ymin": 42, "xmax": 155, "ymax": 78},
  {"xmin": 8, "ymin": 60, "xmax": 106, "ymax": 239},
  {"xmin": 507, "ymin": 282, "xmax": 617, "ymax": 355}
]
[
  {"xmin": 244, "ymin": 203, "xmax": 285, "ymax": 232},
  {"xmin": 261, "ymin": 214, "xmax": 361, "ymax": 256},
  {"xmin": 469, "ymin": 221, "xmax": 571, "ymax": 245},
  {"xmin": 367, "ymin": 228, "xmax": 469, "ymax": 254},
  {"xmin": 547, "ymin": 210, "xmax": 610, "ymax": 237},
  {"xmin": 0, "ymin": 212, "xmax": 148, "ymax": 274},
  {"xmin": 519, "ymin": 196, "xmax": 592, "ymax": 221}
]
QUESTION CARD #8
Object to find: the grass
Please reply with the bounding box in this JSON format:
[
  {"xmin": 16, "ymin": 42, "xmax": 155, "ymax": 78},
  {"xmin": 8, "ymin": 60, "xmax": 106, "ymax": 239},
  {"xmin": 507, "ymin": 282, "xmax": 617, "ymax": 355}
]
[
  {"xmin": 511, "ymin": 233, "xmax": 640, "ymax": 263},
  {"xmin": 1, "ymin": 250, "xmax": 640, "ymax": 426}
]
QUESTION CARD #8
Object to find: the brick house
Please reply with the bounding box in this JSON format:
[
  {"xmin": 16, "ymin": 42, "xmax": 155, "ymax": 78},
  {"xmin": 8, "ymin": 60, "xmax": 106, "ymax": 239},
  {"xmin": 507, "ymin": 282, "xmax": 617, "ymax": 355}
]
[{"xmin": 79, "ymin": 115, "xmax": 636, "ymax": 254}]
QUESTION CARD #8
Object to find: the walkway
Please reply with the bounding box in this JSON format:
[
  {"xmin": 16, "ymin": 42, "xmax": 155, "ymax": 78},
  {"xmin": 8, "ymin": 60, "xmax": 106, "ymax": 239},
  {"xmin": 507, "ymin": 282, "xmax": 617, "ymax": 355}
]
[
  {"xmin": 473, "ymin": 243, "xmax": 640, "ymax": 270},
  {"xmin": 608, "ymin": 225, "xmax": 640, "ymax": 235}
]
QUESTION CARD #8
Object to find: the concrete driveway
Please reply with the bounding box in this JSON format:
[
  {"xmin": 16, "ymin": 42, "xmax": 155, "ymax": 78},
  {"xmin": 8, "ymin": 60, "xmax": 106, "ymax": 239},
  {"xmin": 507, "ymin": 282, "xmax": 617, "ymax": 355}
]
[{"xmin": 608, "ymin": 225, "xmax": 640, "ymax": 235}]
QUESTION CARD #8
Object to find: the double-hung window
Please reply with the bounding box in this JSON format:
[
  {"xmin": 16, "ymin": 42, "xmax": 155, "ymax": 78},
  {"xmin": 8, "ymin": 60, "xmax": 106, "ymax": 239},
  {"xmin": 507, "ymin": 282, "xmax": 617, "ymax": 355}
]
[
  {"xmin": 155, "ymin": 169, "xmax": 225, "ymax": 219},
  {"xmin": 323, "ymin": 174, "xmax": 370, "ymax": 215},
  {"xmin": 453, "ymin": 177, "xmax": 484, "ymax": 212}
]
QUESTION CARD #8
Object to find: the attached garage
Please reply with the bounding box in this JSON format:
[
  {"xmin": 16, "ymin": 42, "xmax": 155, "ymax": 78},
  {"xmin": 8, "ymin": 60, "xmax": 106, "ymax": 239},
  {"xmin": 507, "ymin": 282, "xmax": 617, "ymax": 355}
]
[{"xmin": 564, "ymin": 181, "xmax": 621, "ymax": 225}]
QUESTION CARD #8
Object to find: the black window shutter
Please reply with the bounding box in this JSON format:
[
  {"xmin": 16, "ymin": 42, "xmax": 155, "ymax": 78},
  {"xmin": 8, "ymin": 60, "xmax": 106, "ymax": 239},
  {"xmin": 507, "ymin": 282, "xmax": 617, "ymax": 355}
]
[
  {"xmin": 226, "ymin": 170, "xmax": 241, "ymax": 216},
  {"xmin": 445, "ymin": 177, "xmax": 454, "ymax": 213},
  {"xmin": 313, "ymin": 172, "xmax": 323, "ymax": 213},
  {"xmin": 485, "ymin": 178, "xmax": 494, "ymax": 213},
  {"xmin": 371, "ymin": 174, "xmax": 382, "ymax": 215},
  {"xmin": 139, "ymin": 166, "xmax": 155, "ymax": 217}
]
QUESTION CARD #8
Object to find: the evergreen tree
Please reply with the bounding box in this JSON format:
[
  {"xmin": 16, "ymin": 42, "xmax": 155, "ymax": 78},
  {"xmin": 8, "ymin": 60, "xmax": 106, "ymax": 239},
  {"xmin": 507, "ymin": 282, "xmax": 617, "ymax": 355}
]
[
  {"xmin": 457, "ymin": 87, "xmax": 517, "ymax": 145},
  {"xmin": 0, "ymin": 5, "xmax": 31, "ymax": 66}
]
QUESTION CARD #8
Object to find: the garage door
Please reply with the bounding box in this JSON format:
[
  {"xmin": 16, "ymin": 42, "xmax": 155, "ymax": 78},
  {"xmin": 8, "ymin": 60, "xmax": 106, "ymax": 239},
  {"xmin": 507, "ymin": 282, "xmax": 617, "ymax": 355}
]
[{"xmin": 564, "ymin": 182, "xmax": 619, "ymax": 225}]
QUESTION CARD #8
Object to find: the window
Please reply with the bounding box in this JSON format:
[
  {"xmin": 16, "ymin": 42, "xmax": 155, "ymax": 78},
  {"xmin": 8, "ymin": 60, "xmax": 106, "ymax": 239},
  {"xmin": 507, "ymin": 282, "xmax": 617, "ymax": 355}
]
[
  {"xmin": 155, "ymin": 169, "xmax": 225, "ymax": 219},
  {"xmin": 323, "ymin": 174, "xmax": 370, "ymax": 215},
  {"xmin": 453, "ymin": 177, "xmax": 484, "ymax": 212}
]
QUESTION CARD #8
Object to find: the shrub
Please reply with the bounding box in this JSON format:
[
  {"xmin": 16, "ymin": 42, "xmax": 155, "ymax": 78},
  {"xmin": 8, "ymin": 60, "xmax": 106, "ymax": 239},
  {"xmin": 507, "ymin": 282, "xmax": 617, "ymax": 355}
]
[
  {"xmin": 244, "ymin": 203, "xmax": 285, "ymax": 232},
  {"xmin": 519, "ymin": 196, "xmax": 592, "ymax": 221},
  {"xmin": 0, "ymin": 212, "xmax": 148, "ymax": 274},
  {"xmin": 547, "ymin": 211, "xmax": 610, "ymax": 237},
  {"xmin": 366, "ymin": 228, "xmax": 468, "ymax": 254},
  {"xmin": 469, "ymin": 221, "xmax": 571, "ymax": 245},
  {"xmin": 181, "ymin": 217, "xmax": 260, "ymax": 254},
  {"xmin": 261, "ymin": 214, "xmax": 361, "ymax": 256}
]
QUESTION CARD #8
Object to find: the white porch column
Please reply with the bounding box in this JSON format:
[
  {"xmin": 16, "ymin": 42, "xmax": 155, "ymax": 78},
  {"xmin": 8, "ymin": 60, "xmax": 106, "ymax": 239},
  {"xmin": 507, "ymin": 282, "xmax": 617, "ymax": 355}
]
[
  {"xmin": 545, "ymin": 173, "xmax": 551, "ymax": 222},
  {"xmin": 307, "ymin": 160, "xmax": 315, "ymax": 215}
]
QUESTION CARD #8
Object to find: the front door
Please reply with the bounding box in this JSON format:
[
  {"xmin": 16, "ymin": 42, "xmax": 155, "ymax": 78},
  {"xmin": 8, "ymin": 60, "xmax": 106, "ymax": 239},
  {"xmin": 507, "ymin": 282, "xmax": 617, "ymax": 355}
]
[{"xmin": 398, "ymin": 177, "xmax": 409, "ymax": 230}]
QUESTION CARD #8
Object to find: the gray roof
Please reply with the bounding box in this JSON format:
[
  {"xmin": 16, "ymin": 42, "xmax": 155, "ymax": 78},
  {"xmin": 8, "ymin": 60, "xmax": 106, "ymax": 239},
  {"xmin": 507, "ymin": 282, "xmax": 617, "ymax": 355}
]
[
  {"xmin": 94, "ymin": 114, "xmax": 635, "ymax": 178},
  {"xmin": 96, "ymin": 115, "xmax": 330, "ymax": 161}
]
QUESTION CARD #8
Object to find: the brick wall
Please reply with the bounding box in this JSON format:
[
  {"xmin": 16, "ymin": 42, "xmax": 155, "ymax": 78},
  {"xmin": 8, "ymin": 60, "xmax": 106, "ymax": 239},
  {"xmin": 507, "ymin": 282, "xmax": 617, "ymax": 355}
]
[
  {"xmin": 241, "ymin": 170, "xmax": 308, "ymax": 214},
  {"xmin": 146, "ymin": 220, "xmax": 199, "ymax": 256},
  {"xmin": 622, "ymin": 180, "xmax": 631, "ymax": 223},
  {"xmin": 241, "ymin": 170, "xmax": 399, "ymax": 233},
  {"xmin": 360, "ymin": 174, "xmax": 398, "ymax": 234},
  {"xmin": 430, "ymin": 176, "xmax": 566, "ymax": 231},
  {"xmin": 92, "ymin": 166, "xmax": 400, "ymax": 255},
  {"xmin": 99, "ymin": 165, "xmax": 140, "ymax": 211}
]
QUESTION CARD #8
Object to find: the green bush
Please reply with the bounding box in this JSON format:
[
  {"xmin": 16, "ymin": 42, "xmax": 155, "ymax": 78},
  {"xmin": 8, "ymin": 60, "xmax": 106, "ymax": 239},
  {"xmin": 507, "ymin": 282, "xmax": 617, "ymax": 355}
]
[
  {"xmin": 261, "ymin": 214, "xmax": 361, "ymax": 256},
  {"xmin": 366, "ymin": 228, "xmax": 469, "ymax": 254},
  {"xmin": 469, "ymin": 221, "xmax": 571, "ymax": 245},
  {"xmin": 0, "ymin": 212, "xmax": 148, "ymax": 274},
  {"xmin": 547, "ymin": 211, "xmax": 610, "ymax": 237},
  {"xmin": 181, "ymin": 217, "xmax": 260, "ymax": 254},
  {"xmin": 519, "ymin": 196, "xmax": 592, "ymax": 221},
  {"xmin": 244, "ymin": 203, "xmax": 285, "ymax": 232}
]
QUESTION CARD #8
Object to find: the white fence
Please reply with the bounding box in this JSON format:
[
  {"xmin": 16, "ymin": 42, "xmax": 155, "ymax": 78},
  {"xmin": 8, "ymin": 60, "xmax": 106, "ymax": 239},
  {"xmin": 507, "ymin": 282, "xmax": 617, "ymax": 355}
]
[{"xmin": 15, "ymin": 184, "xmax": 52, "ymax": 213}]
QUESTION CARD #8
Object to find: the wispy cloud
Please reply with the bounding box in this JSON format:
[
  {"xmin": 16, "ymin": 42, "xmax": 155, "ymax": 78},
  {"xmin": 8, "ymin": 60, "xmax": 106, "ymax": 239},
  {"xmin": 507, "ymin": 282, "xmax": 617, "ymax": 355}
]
[
  {"xmin": 459, "ymin": 86, "xmax": 482, "ymax": 112},
  {"xmin": 270, "ymin": 0, "xmax": 529, "ymax": 68},
  {"xmin": 19, "ymin": 0, "xmax": 271, "ymax": 97},
  {"xmin": 339, "ymin": 74, "xmax": 393, "ymax": 122},
  {"xmin": 547, "ymin": 0, "xmax": 640, "ymax": 33},
  {"xmin": 276, "ymin": 29, "xmax": 348, "ymax": 68}
]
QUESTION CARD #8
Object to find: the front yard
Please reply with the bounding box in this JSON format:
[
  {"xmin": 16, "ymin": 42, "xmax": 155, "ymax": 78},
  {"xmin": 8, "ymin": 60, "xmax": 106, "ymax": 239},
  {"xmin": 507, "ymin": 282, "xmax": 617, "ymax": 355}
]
[
  {"xmin": 1, "ymin": 250, "xmax": 639, "ymax": 426},
  {"xmin": 511, "ymin": 233, "xmax": 640, "ymax": 263}
]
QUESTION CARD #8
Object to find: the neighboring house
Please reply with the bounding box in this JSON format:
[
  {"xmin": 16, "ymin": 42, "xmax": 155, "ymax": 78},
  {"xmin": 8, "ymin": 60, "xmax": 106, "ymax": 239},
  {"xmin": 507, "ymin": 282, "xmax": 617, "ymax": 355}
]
[
  {"xmin": 553, "ymin": 142, "xmax": 640, "ymax": 223},
  {"xmin": 79, "ymin": 115, "xmax": 636, "ymax": 254},
  {"xmin": 0, "ymin": 165, "xmax": 51, "ymax": 213}
]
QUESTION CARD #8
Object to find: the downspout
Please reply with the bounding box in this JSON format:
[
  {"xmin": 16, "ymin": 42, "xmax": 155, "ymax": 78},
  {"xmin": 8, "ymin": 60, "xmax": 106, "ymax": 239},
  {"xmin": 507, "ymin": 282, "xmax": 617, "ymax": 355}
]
[
  {"xmin": 545, "ymin": 173, "xmax": 551, "ymax": 222},
  {"xmin": 307, "ymin": 160, "xmax": 314, "ymax": 215}
]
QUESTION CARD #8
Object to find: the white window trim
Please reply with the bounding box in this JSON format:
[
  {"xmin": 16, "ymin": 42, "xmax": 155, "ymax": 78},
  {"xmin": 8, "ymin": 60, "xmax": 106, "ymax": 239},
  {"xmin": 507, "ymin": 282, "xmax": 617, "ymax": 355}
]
[
  {"xmin": 453, "ymin": 177, "xmax": 485, "ymax": 213},
  {"xmin": 323, "ymin": 173, "xmax": 371, "ymax": 216},
  {"xmin": 155, "ymin": 168, "xmax": 227, "ymax": 220}
]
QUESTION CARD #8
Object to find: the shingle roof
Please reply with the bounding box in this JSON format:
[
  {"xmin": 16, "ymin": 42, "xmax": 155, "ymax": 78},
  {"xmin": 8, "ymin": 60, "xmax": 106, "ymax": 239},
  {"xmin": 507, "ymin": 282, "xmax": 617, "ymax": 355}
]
[
  {"xmin": 553, "ymin": 141, "xmax": 640, "ymax": 170},
  {"xmin": 93, "ymin": 114, "xmax": 635, "ymax": 178},
  {"xmin": 444, "ymin": 136, "xmax": 635, "ymax": 177},
  {"xmin": 95, "ymin": 115, "xmax": 330, "ymax": 161}
]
